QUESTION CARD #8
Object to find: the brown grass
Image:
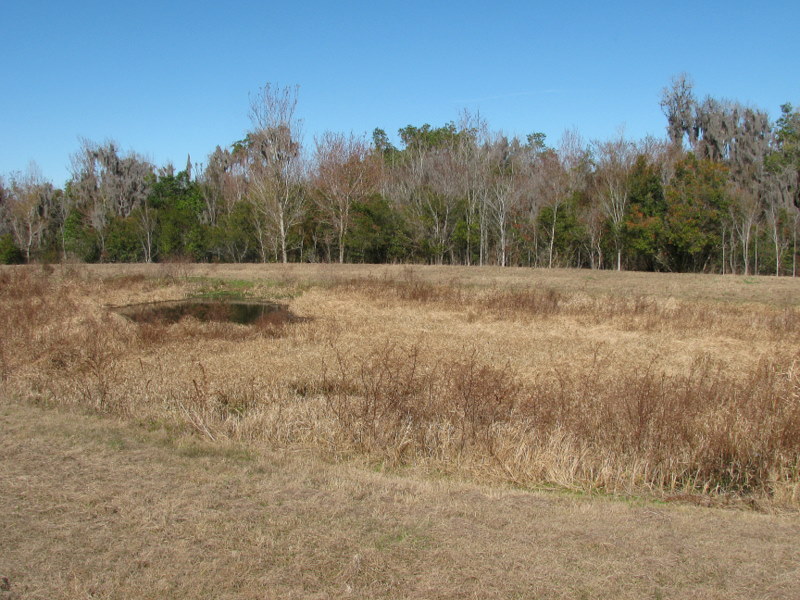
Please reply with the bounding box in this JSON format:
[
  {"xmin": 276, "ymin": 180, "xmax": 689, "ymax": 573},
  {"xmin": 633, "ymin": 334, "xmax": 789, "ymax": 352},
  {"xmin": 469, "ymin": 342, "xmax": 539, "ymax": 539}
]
[
  {"xmin": 2, "ymin": 264, "xmax": 800, "ymax": 506},
  {"xmin": 4, "ymin": 399, "xmax": 799, "ymax": 599}
]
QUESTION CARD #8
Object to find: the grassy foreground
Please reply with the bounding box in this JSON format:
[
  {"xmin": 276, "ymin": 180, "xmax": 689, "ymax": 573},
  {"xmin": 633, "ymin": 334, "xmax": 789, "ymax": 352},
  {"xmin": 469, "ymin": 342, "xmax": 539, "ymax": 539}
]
[{"xmin": 2, "ymin": 399, "xmax": 799, "ymax": 599}]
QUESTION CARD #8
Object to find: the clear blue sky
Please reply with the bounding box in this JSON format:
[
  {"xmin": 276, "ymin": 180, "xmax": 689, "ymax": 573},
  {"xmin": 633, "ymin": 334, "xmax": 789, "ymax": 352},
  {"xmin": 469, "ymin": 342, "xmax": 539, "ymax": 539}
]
[{"xmin": 2, "ymin": 0, "xmax": 798, "ymax": 186}]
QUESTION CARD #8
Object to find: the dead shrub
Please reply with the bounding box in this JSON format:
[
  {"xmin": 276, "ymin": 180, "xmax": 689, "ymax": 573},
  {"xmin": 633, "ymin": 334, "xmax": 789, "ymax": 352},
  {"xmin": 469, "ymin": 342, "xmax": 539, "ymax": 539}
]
[
  {"xmin": 443, "ymin": 352, "xmax": 520, "ymax": 454},
  {"xmin": 100, "ymin": 273, "xmax": 148, "ymax": 290},
  {"xmin": 334, "ymin": 272, "xmax": 464, "ymax": 307},
  {"xmin": 481, "ymin": 288, "xmax": 563, "ymax": 318},
  {"xmin": 0, "ymin": 267, "xmax": 51, "ymax": 300},
  {"xmin": 157, "ymin": 257, "xmax": 193, "ymax": 283},
  {"xmin": 168, "ymin": 362, "xmax": 264, "ymax": 441},
  {"xmin": 318, "ymin": 344, "xmax": 521, "ymax": 464},
  {"xmin": 312, "ymin": 342, "xmax": 800, "ymax": 500},
  {"xmin": 252, "ymin": 309, "xmax": 297, "ymax": 338},
  {"xmin": 135, "ymin": 322, "xmax": 171, "ymax": 346},
  {"xmin": 72, "ymin": 314, "xmax": 127, "ymax": 413}
]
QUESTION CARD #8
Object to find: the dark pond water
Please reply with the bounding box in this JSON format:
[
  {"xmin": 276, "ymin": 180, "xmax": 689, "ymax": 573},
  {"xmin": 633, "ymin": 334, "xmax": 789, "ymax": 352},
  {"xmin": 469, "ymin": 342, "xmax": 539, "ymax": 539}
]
[{"xmin": 116, "ymin": 300, "xmax": 301, "ymax": 326}]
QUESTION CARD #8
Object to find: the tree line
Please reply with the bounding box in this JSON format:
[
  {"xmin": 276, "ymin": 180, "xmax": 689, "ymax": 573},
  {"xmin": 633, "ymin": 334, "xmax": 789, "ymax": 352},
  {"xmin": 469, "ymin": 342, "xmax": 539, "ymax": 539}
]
[{"xmin": 2, "ymin": 76, "xmax": 799, "ymax": 274}]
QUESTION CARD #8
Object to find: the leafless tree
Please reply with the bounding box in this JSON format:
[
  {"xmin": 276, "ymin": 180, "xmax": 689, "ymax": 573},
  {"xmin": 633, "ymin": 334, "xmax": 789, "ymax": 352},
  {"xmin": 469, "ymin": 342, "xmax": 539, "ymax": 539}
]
[
  {"xmin": 6, "ymin": 165, "xmax": 53, "ymax": 262},
  {"xmin": 580, "ymin": 195, "xmax": 606, "ymax": 269},
  {"xmin": 764, "ymin": 165, "xmax": 797, "ymax": 276},
  {"xmin": 199, "ymin": 147, "xmax": 228, "ymax": 226},
  {"xmin": 486, "ymin": 134, "xmax": 527, "ymax": 267},
  {"xmin": 692, "ymin": 99, "xmax": 774, "ymax": 273},
  {"xmin": 0, "ymin": 177, "xmax": 9, "ymax": 233},
  {"xmin": 389, "ymin": 136, "xmax": 458, "ymax": 265},
  {"xmin": 454, "ymin": 110, "xmax": 490, "ymax": 265},
  {"xmin": 533, "ymin": 147, "xmax": 570, "ymax": 269},
  {"xmin": 593, "ymin": 131, "xmax": 635, "ymax": 271},
  {"xmin": 728, "ymin": 184, "xmax": 760, "ymax": 275},
  {"xmin": 246, "ymin": 83, "xmax": 305, "ymax": 263},
  {"xmin": 313, "ymin": 132, "xmax": 379, "ymax": 263},
  {"xmin": 533, "ymin": 131, "xmax": 590, "ymax": 269}
]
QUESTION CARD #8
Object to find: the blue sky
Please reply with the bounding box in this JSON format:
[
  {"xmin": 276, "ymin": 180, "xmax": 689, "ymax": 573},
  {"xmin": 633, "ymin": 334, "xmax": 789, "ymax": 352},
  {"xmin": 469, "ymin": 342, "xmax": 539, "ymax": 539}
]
[{"xmin": 2, "ymin": 0, "xmax": 798, "ymax": 186}]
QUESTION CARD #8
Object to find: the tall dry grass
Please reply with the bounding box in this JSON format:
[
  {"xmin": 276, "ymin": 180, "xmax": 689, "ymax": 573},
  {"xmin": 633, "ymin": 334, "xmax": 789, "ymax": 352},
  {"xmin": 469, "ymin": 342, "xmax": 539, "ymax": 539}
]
[
  {"xmin": 306, "ymin": 340, "xmax": 800, "ymax": 501},
  {"xmin": 2, "ymin": 265, "xmax": 799, "ymax": 506}
]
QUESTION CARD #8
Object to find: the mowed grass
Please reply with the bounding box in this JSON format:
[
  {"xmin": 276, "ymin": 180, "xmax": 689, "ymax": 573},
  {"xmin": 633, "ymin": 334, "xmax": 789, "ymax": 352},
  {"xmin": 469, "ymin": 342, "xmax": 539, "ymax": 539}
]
[
  {"xmin": 4, "ymin": 399, "xmax": 799, "ymax": 599},
  {"xmin": 2, "ymin": 263, "xmax": 800, "ymax": 504}
]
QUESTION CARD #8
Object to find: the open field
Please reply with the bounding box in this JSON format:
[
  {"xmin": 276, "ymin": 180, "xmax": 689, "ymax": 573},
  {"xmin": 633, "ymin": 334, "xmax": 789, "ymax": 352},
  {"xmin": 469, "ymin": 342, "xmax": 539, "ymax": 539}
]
[{"xmin": 2, "ymin": 263, "xmax": 800, "ymax": 596}]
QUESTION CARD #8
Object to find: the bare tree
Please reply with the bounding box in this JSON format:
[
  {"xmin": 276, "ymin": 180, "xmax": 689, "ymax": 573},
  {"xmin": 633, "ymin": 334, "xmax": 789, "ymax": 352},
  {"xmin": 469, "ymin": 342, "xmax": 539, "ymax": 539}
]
[
  {"xmin": 313, "ymin": 132, "xmax": 379, "ymax": 263},
  {"xmin": 694, "ymin": 99, "xmax": 771, "ymax": 169},
  {"xmin": 197, "ymin": 146, "xmax": 251, "ymax": 261},
  {"xmin": 728, "ymin": 184, "xmax": 761, "ymax": 275},
  {"xmin": 246, "ymin": 83, "xmax": 305, "ymax": 263},
  {"xmin": 407, "ymin": 151, "xmax": 458, "ymax": 264},
  {"xmin": 579, "ymin": 195, "xmax": 606, "ymax": 269},
  {"xmin": 764, "ymin": 166, "xmax": 797, "ymax": 276},
  {"xmin": 389, "ymin": 126, "xmax": 463, "ymax": 265},
  {"xmin": 199, "ymin": 147, "xmax": 228, "ymax": 226},
  {"xmin": 536, "ymin": 130, "xmax": 590, "ymax": 269},
  {"xmin": 486, "ymin": 134, "xmax": 527, "ymax": 267},
  {"xmin": 533, "ymin": 147, "xmax": 570, "ymax": 268},
  {"xmin": 0, "ymin": 177, "xmax": 9, "ymax": 234},
  {"xmin": 6, "ymin": 165, "xmax": 53, "ymax": 262},
  {"xmin": 692, "ymin": 99, "xmax": 774, "ymax": 273},
  {"xmin": 454, "ymin": 110, "xmax": 490, "ymax": 265},
  {"xmin": 594, "ymin": 131, "xmax": 635, "ymax": 271}
]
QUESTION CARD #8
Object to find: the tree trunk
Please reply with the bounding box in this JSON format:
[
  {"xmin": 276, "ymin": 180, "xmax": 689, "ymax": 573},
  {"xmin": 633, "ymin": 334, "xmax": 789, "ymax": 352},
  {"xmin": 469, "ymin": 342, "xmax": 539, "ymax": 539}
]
[
  {"xmin": 772, "ymin": 217, "xmax": 781, "ymax": 276},
  {"xmin": 548, "ymin": 205, "xmax": 558, "ymax": 269},
  {"xmin": 279, "ymin": 209, "xmax": 287, "ymax": 263}
]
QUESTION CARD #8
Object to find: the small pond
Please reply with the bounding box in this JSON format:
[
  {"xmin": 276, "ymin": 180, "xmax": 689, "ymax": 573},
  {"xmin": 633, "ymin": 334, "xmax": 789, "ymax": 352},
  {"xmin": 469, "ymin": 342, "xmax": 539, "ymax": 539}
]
[{"xmin": 115, "ymin": 299, "xmax": 302, "ymax": 326}]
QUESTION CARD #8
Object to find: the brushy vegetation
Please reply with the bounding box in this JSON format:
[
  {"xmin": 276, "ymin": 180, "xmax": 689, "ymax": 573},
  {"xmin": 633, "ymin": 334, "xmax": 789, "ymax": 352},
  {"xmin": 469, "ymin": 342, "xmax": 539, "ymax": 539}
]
[{"xmin": 2, "ymin": 264, "xmax": 799, "ymax": 506}]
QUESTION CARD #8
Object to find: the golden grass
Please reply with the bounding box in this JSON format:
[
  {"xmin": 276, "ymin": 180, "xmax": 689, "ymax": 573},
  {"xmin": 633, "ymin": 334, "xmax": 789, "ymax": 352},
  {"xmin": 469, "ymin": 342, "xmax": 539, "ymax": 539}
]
[{"xmin": 2, "ymin": 263, "xmax": 800, "ymax": 506}]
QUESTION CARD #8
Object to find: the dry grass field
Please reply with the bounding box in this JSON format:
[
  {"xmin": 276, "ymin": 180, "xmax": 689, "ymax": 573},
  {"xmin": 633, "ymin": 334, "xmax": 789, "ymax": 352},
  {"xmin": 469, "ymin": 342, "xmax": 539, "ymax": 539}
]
[
  {"xmin": 3, "ymin": 399, "xmax": 799, "ymax": 600},
  {"xmin": 2, "ymin": 263, "xmax": 800, "ymax": 598}
]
